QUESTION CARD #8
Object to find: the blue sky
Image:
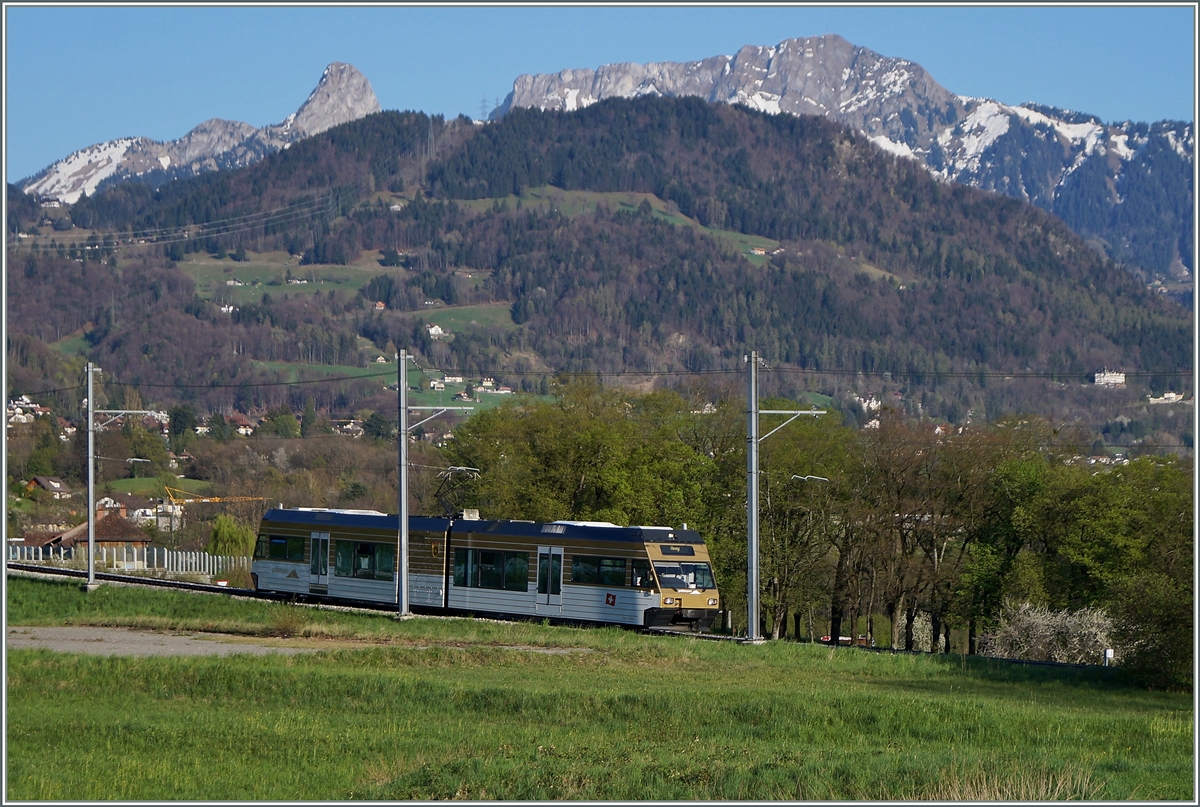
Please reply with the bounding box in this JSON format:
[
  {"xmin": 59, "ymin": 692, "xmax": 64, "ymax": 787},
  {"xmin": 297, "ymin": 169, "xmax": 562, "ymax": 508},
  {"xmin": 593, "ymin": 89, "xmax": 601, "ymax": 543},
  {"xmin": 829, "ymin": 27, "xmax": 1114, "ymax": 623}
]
[{"xmin": 4, "ymin": 4, "xmax": 1196, "ymax": 182}]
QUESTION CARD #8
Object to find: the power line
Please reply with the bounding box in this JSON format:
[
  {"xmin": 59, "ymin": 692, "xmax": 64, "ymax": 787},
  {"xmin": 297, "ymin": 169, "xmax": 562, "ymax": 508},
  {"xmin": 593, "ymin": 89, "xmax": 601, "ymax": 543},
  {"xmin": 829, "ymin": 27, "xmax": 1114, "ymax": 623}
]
[
  {"xmin": 14, "ymin": 364, "xmax": 1192, "ymax": 396},
  {"xmin": 6, "ymin": 190, "xmax": 346, "ymax": 253},
  {"xmin": 6, "ymin": 383, "xmax": 86, "ymax": 396}
]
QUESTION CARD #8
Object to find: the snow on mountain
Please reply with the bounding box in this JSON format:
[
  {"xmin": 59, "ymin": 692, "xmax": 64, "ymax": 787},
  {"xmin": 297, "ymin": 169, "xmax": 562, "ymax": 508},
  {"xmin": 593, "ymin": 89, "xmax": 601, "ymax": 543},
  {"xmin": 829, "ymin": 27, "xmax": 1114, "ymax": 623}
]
[
  {"xmin": 1164, "ymin": 126, "xmax": 1194, "ymax": 160},
  {"xmin": 22, "ymin": 138, "xmax": 142, "ymax": 204},
  {"xmin": 937, "ymin": 101, "xmax": 1011, "ymax": 176},
  {"xmin": 498, "ymin": 35, "xmax": 1193, "ymax": 280},
  {"xmin": 21, "ymin": 63, "xmax": 380, "ymax": 204}
]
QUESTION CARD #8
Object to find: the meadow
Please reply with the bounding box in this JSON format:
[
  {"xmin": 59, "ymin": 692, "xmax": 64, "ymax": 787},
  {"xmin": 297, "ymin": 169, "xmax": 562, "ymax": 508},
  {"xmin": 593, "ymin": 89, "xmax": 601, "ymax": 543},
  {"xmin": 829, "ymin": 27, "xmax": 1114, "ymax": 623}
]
[
  {"xmin": 5, "ymin": 576, "xmax": 1193, "ymax": 801},
  {"xmin": 176, "ymin": 250, "xmax": 385, "ymax": 305},
  {"xmin": 457, "ymin": 185, "xmax": 781, "ymax": 265}
]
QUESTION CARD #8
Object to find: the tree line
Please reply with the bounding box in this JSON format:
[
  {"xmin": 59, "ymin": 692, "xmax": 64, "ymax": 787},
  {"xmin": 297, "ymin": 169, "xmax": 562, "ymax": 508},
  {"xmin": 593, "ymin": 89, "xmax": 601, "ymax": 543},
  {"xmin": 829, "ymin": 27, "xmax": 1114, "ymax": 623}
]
[{"xmin": 441, "ymin": 381, "xmax": 1191, "ymax": 689}]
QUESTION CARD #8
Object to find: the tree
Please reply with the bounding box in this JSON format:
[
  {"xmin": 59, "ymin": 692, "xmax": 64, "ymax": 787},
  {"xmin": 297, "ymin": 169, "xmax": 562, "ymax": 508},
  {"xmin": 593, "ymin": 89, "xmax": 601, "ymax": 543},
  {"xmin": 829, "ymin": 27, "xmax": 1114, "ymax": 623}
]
[
  {"xmin": 300, "ymin": 398, "xmax": 319, "ymax": 437},
  {"xmin": 123, "ymin": 418, "xmax": 170, "ymax": 476},
  {"xmin": 363, "ymin": 411, "xmax": 395, "ymax": 441},
  {"xmin": 208, "ymin": 413, "xmax": 233, "ymax": 443},
  {"xmin": 207, "ymin": 514, "xmax": 256, "ymax": 557},
  {"xmin": 755, "ymin": 406, "xmax": 854, "ymax": 641},
  {"xmin": 168, "ymin": 404, "xmax": 198, "ymax": 453},
  {"xmin": 257, "ymin": 407, "xmax": 301, "ymax": 439}
]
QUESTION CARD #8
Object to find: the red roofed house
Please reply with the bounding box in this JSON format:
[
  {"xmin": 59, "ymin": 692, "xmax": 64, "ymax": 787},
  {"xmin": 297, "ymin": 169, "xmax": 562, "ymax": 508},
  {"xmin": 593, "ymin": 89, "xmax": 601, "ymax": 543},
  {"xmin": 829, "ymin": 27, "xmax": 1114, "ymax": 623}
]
[
  {"xmin": 25, "ymin": 512, "xmax": 150, "ymax": 555},
  {"xmin": 26, "ymin": 476, "xmax": 73, "ymax": 499}
]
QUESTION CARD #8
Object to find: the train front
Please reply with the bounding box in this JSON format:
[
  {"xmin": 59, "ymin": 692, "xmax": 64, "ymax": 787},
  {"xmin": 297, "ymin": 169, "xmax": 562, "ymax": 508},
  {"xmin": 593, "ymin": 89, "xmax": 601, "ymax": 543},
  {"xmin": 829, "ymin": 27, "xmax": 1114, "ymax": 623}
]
[{"xmin": 642, "ymin": 529, "xmax": 721, "ymax": 632}]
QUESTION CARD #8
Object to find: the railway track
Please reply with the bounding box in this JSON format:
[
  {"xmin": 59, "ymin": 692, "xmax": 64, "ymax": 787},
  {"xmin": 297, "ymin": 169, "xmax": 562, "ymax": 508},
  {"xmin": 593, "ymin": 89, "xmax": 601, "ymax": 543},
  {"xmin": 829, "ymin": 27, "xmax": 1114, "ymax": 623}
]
[
  {"xmin": 4, "ymin": 563, "xmax": 393, "ymax": 614},
  {"xmin": 5, "ymin": 563, "xmax": 735, "ymax": 640}
]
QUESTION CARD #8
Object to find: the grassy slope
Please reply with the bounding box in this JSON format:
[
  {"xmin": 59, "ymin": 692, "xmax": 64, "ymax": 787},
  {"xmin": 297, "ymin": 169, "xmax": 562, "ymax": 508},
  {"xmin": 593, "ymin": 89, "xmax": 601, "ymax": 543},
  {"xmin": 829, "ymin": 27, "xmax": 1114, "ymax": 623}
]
[
  {"xmin": 103, "ymin": 477, "xmax": 213, "ymax": 496},
  {"xmin": 457, "ymin": 185, "xmax": 780, "ymax": 265},
  {"xmin": 5, "ymin": 576, "xmax": 1192, "ymax": 801}
]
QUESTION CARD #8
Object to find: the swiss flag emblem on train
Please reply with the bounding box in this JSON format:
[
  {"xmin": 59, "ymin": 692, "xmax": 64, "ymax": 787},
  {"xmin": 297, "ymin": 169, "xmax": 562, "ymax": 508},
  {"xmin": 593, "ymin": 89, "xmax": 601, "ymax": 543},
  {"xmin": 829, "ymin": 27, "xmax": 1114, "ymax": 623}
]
[{"xmin": 605, "ymin": 593, "xmax": 617, "ymax": 607}]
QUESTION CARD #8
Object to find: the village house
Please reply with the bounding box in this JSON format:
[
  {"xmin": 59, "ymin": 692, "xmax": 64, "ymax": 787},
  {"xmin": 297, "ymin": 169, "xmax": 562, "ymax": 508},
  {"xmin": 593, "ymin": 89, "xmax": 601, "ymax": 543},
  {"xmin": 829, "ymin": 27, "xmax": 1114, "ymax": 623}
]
[
  {"xmin": 227, "ymin": 413, "xmax": 255, "ymax": 436},
  {"xmin": 23, "ymin": 511, "xmax": 151, "ymax": 554},
  {"xmin": 26, "ymin": 476, "xmax": 73, "ymax": 499},
  {"xmin": 96, "ymin": 493, "xmax": 158, "ymax": 525},
  {"xmin": 427, "ymin": 324, "xmax": 445, "ymax": 339}
]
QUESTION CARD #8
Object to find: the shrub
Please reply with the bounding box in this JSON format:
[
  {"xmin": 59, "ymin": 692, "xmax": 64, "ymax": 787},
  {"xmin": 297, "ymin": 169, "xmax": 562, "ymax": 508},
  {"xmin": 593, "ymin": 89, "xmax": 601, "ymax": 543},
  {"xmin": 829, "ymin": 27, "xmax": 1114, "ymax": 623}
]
[
  {"xmin": 978, "ymin": 601, "xmax": 1114, "ymax": 665},
  {"xmin": 1109, "ymin": 573, "xmax": 1193, "ymax": 691},
  {"xmin": 206, "ymin": 514, "xmax": 256, "ymax": 557}
]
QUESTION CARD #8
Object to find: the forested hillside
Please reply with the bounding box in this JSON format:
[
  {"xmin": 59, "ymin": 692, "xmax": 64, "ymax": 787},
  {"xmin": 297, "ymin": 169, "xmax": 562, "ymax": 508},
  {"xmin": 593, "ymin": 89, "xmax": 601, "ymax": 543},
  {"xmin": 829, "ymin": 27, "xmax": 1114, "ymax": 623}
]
[{"xmin": 5, "ymin": 97, "xmax": 1192, "ymax": 431}]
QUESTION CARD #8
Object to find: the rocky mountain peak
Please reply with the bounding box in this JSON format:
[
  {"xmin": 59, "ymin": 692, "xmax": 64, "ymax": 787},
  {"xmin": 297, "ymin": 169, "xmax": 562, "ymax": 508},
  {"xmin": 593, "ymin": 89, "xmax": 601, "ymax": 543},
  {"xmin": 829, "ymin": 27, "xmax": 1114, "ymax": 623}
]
[
  {"xmin": 288, "ymin": 62, "xmax": 382, "ymax": 137},
  {"xmin": 21, "ymin": 62, "xmax": 381, "ymax": 204},
  {"xmin": 500, "ymin": 34, "xmax": 962, "ymax": 157},
  {"xmin": 497, "ymin": 35, "xmax": 1193, "ymax": 283}
]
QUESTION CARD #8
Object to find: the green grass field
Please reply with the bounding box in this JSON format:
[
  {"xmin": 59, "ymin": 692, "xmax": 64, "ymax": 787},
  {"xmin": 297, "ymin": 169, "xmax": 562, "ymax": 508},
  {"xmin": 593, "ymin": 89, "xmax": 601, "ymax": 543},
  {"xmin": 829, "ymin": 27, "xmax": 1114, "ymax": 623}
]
[
  {"xmin": 103, "ymin": 477, "xmax": 213, "ymax": 496},
  {"xmin": 456, "ymin": 186, "xmax": 779, "ymax": 265},
  {"xmin": 5, "ymin": 576, "xmax": 1192, "ymax": 801},
  {"xmin": 47, "ymin": 330, "xmax": 91, "ymax": 357},
  {"xmin": 423, "ymin": 302, "xmax": 517, "ymax": 333},
  {"xmin": 177, "ymin": 251, "xmax": 385, "ymax": 304}
]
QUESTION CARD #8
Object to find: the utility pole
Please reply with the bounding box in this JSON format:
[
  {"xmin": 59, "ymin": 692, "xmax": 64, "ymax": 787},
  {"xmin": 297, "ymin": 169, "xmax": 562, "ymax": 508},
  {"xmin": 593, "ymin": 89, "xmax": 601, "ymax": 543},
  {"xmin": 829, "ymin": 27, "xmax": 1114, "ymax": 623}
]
[
  {"xmin": 397, "ymin": 349, "xmax": 410, "ymax": 617},
  {"xmin": 395, "ymin": 350, "xmax": 472, "ymax": 618},
  {"xmin": 85, "ymin": 363, "xmax": 99, "ymax": 592},
  {"xmin": 83, "ymin": 365, "xmax": 154, "ymax": 592},
  {"xmin": 745, "ymin": 351, "xmax": 825, "ymax": 642}
]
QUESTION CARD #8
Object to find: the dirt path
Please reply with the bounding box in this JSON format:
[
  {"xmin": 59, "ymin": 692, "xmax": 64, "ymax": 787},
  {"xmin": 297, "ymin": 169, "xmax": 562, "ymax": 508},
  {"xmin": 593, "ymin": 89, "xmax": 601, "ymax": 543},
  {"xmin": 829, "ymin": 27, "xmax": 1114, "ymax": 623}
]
[{"xmin": 6, "ymin": 626, "xmax": 318, "ymax": 657}]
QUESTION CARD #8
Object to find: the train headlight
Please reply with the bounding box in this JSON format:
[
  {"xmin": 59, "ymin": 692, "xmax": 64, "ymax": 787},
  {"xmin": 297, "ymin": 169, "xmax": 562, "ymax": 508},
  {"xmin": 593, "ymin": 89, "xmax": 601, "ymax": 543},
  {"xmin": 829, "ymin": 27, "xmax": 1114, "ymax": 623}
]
[
  {"xmin": 707, "ymin": 598, "xmax": 718, "ymax": 606},
  {"xmin": 663, "ymin": 597, "xmax": 676, "ymax": 605}
]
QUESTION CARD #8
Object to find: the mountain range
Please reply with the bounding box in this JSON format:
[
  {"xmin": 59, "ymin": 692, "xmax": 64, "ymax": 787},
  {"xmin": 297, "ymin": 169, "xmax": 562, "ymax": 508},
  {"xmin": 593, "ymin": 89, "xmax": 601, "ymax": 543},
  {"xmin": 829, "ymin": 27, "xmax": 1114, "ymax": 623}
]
[
  {"xmin": 19, "ymin": 36, "xmax": 1193, "ymax": 284},
  {"xmin": 496, "ymin": 34, "xmax": 1194, "ymax": 284},
  {"xmin": 19, "ymin": 63, "xmax": 380, "ymax": 205},
  {"xmin": 6, "ymin": 94, "xmax": 1191, "ymax": 434}
]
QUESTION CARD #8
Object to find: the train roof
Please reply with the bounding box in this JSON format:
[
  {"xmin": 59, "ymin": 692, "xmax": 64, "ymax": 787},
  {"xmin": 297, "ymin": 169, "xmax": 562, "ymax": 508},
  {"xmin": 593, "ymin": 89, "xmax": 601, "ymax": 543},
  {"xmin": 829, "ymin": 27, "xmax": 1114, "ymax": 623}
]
[
  {"xmin": 259, "ymin": 509, "xmax": 704, "ymax": 544},
  {"xmin": 455, "ymin": 519, "xmax": 704, "ymax": 544},
  {"xmin": 260, "ymin": 508, "xmax": 449, "ymax": 533}
]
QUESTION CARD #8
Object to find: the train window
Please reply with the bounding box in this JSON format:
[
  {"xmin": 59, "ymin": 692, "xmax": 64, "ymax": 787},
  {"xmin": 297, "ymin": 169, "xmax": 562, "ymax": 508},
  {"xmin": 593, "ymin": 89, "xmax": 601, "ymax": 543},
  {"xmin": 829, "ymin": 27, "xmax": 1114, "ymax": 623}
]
[
  {"xmin": 571, "ymin": 557, "xmax": 598, "ymax": 584},
  {"xmin": 477, "ymin": 550, "xmax": 504, "ymax": 588},
  {"xmin": 632, "ymin": 558, "xmax": 653, "ymax": 588},
  {"xmin": 571, "ymin": 556, "xmax": 627, "ymax": 586},
  {"xmin": 375, "ymin": 544, "xmax": 395, "ymax": 581},
  {"xmin": 504, "ymin": 554, "xmax": 528, "ymax": 591},
  {"xmin": 354, "ymin": 543, "xmax": 375, "ymax": 578},
  {"xmin": 335, "ymin": 542, "xmax": 353, "ymax": 577},
  {"xmin": 287, "ymin": 537, "xmax": 305, "ymax": 561},
  {"xmin": 454, "ymin": 548, "xmax": 528, "ymax": 592},
  {"xmin": 659, "ymin": 545, "xmax": 696, "ymax": 556},
  {"xmin": 599, "ymin": 558, "xmax": 626, "ymax": 586},
  {"xmin": 254, "ymin": 535, "xmax": 269, "ymax": 559},
  {"xmin": 453, "ymin": 548, "xmax": 473, "ymax": 588},
  {"xmin": 266, "ymin": 536, "xmax": 303, "ymax": 561},
  {"xmin": 653, "ymin": 561, "xmax": 715, "ymax": 590},
  {"xmin": 332, "ymin": 541, "xmax": 395, "ymax": 581}
]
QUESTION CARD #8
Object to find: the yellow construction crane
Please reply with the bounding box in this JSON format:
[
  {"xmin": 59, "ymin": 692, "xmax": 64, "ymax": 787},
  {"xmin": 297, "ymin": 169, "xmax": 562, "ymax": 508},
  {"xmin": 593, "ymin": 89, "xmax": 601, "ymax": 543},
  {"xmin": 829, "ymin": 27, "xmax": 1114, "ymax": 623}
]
[{"xmin": 163, "ymin": 487, "xmax": 265, "ymax": 506}]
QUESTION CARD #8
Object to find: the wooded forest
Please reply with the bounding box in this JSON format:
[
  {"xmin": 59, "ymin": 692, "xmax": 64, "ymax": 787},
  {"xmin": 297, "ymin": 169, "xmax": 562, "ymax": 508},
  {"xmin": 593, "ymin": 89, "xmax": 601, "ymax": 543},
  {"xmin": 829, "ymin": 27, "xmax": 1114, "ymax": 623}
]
[{"xmin": 7, "ymin": 97, "xmax": 1191, "ymax": 437}]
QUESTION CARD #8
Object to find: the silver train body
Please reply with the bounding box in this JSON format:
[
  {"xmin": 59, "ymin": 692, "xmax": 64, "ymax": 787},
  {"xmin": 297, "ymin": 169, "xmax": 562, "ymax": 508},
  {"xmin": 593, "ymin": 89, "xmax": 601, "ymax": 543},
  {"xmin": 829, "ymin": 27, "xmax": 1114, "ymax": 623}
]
[{"xmin": 251, "ymin": 508, "xmax": 722, "ymax": 631}]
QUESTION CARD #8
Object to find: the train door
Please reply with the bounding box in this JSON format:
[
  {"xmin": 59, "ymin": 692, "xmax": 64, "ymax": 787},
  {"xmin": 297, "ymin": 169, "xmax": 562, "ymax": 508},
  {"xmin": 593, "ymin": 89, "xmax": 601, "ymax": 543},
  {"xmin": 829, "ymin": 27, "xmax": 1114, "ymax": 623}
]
[
  {"xmin": 309, "ymin": 531, "xmax": 329, "ymax": 592},
  {"xmin": 535, "ymin": 546, "xmax": 562, "ymax": 614}
]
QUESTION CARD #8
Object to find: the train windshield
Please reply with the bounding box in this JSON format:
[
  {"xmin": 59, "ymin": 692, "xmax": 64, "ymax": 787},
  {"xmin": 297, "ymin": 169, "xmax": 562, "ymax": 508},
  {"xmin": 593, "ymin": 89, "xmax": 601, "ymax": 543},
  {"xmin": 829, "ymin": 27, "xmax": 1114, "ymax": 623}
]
[{"xmin": 653, "ymin": 561, "xmax": 715, "ymax": 590}]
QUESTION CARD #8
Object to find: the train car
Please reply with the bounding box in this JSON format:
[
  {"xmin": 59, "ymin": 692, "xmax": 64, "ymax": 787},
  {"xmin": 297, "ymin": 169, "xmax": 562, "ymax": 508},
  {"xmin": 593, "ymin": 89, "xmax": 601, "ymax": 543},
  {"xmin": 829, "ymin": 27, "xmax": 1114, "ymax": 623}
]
[{"xmin": 252, "ymin": 508, "xmax": 721, "ymax": 631}]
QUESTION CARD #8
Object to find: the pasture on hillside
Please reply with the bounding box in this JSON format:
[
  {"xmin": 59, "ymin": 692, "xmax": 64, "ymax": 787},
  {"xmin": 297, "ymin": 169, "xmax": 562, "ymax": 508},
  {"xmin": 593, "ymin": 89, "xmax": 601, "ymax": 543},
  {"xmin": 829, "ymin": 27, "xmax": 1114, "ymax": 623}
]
[{"xmin": 5, "ymin": 576, "xmax": 1193, "ymax": 801}]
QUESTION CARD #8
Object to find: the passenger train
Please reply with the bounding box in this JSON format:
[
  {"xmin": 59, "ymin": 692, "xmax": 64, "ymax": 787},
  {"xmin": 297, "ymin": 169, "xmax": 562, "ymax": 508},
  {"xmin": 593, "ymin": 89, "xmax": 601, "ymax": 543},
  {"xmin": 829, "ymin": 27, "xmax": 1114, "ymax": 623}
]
[{"xmin": 252, "ymin": 508, "xmax": 722, "ymax": 631}]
